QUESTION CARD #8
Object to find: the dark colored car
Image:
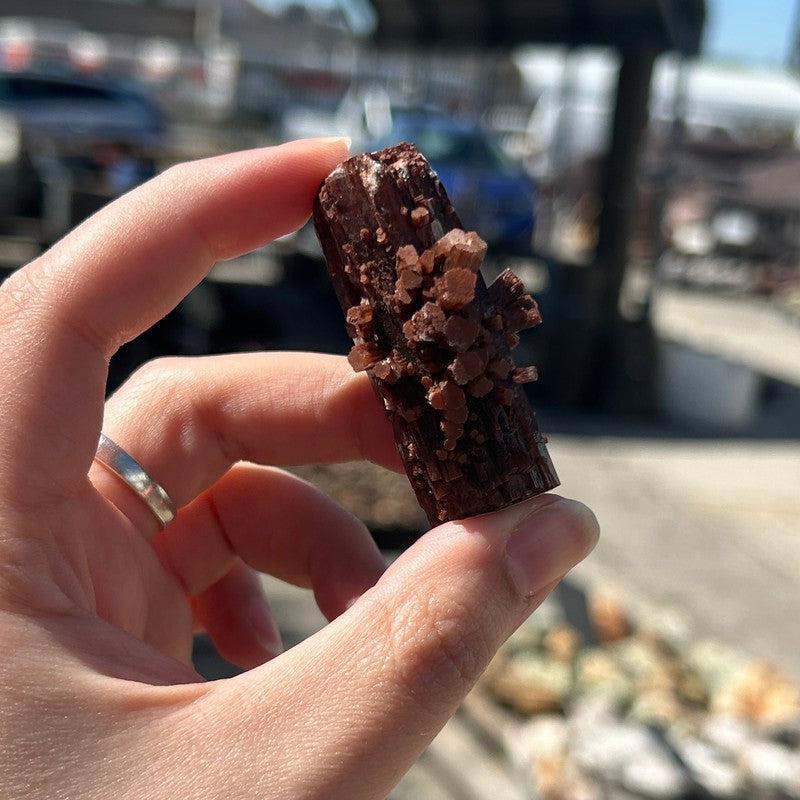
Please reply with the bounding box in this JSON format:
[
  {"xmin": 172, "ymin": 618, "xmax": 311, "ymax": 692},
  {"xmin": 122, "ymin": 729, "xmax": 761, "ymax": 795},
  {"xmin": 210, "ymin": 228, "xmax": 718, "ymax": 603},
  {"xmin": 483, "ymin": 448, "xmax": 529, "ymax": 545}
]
[
  {"xmin": 368, "ymin": 110, "xmax": 537, "ymax": 255},
  {"xmin": 658, "ymin": 144, "xmax": 800, "ymax": 293},
  {"xmin": 0, "ymin": 69, "xmax": 165, "ymax": 242}
]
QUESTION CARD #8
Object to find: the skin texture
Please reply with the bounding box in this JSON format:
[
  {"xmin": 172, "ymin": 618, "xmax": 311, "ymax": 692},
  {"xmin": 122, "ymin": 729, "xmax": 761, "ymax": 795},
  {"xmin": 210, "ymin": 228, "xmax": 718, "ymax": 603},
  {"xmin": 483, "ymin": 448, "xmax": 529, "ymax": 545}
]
[{"xmin": 0, "ymin": 138, "xmax": 599, "ymax": 800}]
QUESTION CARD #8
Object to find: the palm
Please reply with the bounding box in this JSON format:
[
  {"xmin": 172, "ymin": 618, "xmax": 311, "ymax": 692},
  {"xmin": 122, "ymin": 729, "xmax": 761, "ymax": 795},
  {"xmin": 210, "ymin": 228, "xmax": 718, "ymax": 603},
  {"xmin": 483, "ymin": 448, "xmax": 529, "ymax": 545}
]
[{"xmin": 47, "ymin": 484, "xmax": 196, "ymax": 684}]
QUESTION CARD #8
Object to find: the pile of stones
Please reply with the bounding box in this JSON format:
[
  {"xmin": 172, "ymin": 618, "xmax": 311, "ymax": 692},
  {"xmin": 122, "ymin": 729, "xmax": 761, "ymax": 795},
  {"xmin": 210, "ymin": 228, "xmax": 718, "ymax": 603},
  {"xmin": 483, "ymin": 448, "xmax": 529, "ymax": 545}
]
[{"xmin": 481, "ymin": 593, "xmax": 800, "ymax": 800}]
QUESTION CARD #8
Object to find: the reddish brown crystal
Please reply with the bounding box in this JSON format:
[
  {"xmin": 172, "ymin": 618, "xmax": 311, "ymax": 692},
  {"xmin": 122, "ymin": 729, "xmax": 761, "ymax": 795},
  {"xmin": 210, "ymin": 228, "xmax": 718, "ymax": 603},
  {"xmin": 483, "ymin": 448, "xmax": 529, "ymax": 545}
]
[
  {"xmin": 441, "ymin": 419, "xmax": 464, "ymax": 439},
  {"xmin": 427, "ymin": 380, "xmax": 465, "ymax": 412},
  {"xmin": 486, "ymin": 357, "xmax": 513, "ymax": 380},
  {"xmin": 512, "ymin": 366, "xmax": 539, "ymax": 384},
  {"xmin": 346, "ymin": 303, "xmax": 374, "ymax": 338},
  {"xmin": 444, "ymin": 233, "xmax": 487, "ymax": 273},
  {"xmin": 398, "ymin": 405, "xmax": 422, "ymax": 422},
  {"xmin": 372, "ymin": 356, "xmax": 403, "ymax": 383},
  {"xmin": 433, "ymin": 268, "xmax": 477, "ymax": 311},
  {"xmin": 450, "ymin": 348, "xmax": 489, "ymax": 385},
  {"xmin": 488, "ymin": 269, "xmax": 543, "ymax": 333},
  {"xmin": 396, "ymin": 244, "xmax": 419, "ymax": 271},
  {"xmin": 395, "ymin": 268, "xmax": 423, "ymax": 305},
  {"xmin": 467, "ymin": 375, "xmax": 494, "ymax": 398},
  {"xmin": 405, "ymin": 302, "xmax": 446, "ymax": 342},
  {"xmin": 444, "ymin": 314, "xmax": 480, "ymax": 351},
  {"xmin": 347, "ymin": 342, "xmax": 383, "ymax": 372},
  {"xmin": 411, "ymin": 206, "xmax": 430, "ymax": 227},
  {"xmin": 418, "ymin": 249, "xmax": 435, "ymax": 274},
  {"xmin": 506, "ymin": 304, "xmax": 542, "ymax": 334}
]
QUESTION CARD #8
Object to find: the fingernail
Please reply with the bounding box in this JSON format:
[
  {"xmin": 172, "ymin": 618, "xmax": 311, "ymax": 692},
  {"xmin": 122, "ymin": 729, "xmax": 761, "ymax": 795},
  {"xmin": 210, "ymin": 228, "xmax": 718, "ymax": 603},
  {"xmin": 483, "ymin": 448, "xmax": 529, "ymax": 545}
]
[
  {"xmin": 245, "ymin": 597, "xmax": 283, "ymax": 657},
  {"xmin": 471, "ymin": 492, "xmax": 564, "ymax": 536},
  {"xmin": 318, "ymin": 135, "xmax": 351, "ymax": 152},
  {"xmin": 504, "ymin": 498, "xmax": 599, "ymax": 599}
]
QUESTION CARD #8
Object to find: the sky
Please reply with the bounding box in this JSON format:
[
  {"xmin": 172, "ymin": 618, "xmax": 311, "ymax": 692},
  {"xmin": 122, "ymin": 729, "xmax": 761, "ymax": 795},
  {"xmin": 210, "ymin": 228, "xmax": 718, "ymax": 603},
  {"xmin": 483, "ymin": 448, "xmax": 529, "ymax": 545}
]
[{"xmin": 704, "ymin": 0, "xmax": 797, "ymax": 65}]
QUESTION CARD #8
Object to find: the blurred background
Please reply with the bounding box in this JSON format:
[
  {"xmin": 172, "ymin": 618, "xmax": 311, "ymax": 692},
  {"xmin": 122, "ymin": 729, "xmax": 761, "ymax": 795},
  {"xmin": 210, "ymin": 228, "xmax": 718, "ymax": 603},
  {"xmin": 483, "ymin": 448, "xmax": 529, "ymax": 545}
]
[{"xmin": 1, "ymin": 0, "xmax": 799, "ymax": 797}]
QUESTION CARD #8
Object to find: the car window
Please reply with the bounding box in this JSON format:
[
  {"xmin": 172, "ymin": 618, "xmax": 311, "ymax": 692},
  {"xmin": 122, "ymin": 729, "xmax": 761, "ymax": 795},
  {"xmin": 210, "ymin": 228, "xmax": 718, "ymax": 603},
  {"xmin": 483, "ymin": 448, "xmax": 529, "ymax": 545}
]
[
  {"xmin": 469, "ymin": 135, "xmax": 514, "ymax": 171},
  {"xmin": 0, "ymin": 76, "xmax": 117, "ymax": 103},
  {"xmin": 382, "ymin": 119, "xmax": 513, "ymax": 172}
]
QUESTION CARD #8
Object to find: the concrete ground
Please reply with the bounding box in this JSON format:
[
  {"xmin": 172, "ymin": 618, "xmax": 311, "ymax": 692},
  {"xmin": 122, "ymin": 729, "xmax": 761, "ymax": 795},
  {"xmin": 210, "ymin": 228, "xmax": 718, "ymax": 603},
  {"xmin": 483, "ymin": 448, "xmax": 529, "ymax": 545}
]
[
  {"xmin": 555, "ymin": 436, "xmax": 800, "ymax": 680},
  {"xmin": 652, "ymin": 286, "xmax": 800, "ymax": 386}
]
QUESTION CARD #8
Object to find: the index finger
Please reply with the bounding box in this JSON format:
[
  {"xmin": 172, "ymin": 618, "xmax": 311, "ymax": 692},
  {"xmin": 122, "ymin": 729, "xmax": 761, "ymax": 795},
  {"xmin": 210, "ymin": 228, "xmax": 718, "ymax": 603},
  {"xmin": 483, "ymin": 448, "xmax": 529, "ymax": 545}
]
[{"xmin": 0, "ymin": 138, "xmax": 349, "ymax": 502}]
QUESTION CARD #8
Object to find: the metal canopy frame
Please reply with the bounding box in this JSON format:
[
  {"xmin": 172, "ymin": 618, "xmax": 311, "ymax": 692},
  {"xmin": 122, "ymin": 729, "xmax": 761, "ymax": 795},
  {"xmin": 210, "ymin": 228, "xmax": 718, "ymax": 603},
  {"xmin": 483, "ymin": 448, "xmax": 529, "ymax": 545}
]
[
  {"xmin": 2, "ymin": 0, "xmax": 198, "ymax": 42},
  {"xmin": 371, "ymin": 0, "xmax": 705, "ymax": 55}
]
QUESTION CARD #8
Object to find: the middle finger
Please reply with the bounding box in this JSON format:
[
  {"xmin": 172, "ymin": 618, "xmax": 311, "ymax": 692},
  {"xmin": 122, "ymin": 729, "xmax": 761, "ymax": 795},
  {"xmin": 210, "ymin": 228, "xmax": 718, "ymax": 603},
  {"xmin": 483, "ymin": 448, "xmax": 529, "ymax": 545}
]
[{"xmin": 91, "ymin": 351, "xmax": 402, "ymax": 537}]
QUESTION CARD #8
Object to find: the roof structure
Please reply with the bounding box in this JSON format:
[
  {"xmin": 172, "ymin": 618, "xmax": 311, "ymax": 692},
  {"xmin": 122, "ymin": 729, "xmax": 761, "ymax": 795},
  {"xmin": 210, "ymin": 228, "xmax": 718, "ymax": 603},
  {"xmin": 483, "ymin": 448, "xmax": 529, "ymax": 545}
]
[
  {"xmin": 369, "ymin": 0, "xmax": 705, "ymax": 55},
  {"xmin": 2, "ymin": 0, "xmax": 198, "ymax": 41}
]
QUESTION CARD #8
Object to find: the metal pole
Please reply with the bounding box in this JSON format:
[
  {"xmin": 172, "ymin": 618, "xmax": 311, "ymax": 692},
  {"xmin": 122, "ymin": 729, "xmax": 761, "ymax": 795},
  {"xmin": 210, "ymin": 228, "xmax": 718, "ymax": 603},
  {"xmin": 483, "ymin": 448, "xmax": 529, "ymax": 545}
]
[
  {"xmin": 586, "ymin": 47, "xmax": 657, "ymax": 410},
  {"xmin": 594, "ymin": 47, "xmax": 657, "ymax": 317}
]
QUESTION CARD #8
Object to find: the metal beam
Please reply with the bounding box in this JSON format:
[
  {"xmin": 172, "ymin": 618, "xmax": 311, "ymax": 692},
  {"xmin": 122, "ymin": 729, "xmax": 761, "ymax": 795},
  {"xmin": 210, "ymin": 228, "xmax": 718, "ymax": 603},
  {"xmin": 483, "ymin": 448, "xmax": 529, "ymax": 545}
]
[
  {"xmin": 2, "ymin": 0, "xmax": 198, "ymax": 42},
  {"xmin": 372, "ymin": 0, "xmax": 705, "ymax": 53},
  {"xmin": 586, "ymin": 47, "xmax": 659, "ymax": 409},
  {"xmin": 595, "ymin": 48, "xmax": 658, "ymax": 315},
  {"xmin": 407, "ymin": 0, "xmax": 441, "ymax": 45}
]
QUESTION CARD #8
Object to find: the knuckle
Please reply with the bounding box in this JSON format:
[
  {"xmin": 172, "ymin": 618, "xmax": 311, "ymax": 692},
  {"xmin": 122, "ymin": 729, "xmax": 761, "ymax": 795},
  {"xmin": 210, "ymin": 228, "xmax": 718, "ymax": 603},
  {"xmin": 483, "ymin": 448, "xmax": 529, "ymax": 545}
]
[
  {"xmin": 383, "ymin": 583, "xmax": 494, "ymax": 703},
  {"xmin": 0, "ymin": 259, "xmax": 117, "ymax": 358},
  {"xmin": 114, "ymin": 357, "xmax": 193, "ymax": 432},
  {"xmin": 111, "ymin": 356, "xmax": 232, "ymax": 464},
  {"xmin": 151, "ymin": 161, "xmax": 217, "ymax": 260}
]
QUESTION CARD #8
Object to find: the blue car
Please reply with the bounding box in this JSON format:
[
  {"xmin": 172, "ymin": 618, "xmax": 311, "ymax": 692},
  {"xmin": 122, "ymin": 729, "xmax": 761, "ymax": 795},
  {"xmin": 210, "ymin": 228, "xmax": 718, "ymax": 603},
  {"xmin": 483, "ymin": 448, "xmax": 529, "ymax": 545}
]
[{"xmin": 367, "ymin": 111, "xmax": 536, "ymax": 255}]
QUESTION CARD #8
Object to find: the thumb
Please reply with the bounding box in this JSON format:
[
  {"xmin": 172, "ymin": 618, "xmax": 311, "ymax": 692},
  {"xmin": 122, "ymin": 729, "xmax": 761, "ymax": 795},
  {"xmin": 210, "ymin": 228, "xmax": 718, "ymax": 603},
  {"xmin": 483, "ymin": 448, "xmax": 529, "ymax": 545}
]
[{"xmin": 197, "ymin": 494, "xmax": 599, "ymax": 800}]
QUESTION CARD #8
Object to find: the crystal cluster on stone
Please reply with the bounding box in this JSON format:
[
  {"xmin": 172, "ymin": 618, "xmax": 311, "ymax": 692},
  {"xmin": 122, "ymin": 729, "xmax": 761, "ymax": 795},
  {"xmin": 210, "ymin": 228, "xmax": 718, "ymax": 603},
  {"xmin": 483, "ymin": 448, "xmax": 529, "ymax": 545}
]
[
  {"xmin": 346, "ymin": 228, "xmax": 541, "ymax": 459},
  {"xmin": 314, "ymin": 142, "xmax": 558, "ymax": 524}
]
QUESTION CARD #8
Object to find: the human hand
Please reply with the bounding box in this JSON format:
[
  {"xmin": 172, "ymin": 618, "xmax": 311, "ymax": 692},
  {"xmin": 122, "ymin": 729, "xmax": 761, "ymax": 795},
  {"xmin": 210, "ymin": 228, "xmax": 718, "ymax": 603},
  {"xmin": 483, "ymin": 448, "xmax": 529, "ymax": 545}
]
[{"xmin": 0, "ymin": 139, "xmax": 599, "ymax": 799}]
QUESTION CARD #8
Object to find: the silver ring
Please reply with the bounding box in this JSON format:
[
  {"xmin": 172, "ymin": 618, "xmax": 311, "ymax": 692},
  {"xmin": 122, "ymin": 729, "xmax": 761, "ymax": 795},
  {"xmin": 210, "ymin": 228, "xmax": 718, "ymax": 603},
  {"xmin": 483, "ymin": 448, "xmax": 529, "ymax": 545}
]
[{"xmin": 94, "ymin": 433, "xmax": 176, "ymax": 528}]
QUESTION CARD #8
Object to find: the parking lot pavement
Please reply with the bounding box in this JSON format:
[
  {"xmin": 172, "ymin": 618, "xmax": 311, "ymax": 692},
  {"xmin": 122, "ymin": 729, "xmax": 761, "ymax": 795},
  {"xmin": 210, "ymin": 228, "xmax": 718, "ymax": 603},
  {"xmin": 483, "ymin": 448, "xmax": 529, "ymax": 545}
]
[
  {"xmin": 652, "ymin": 286, "xmax": 800, "ymax": 386},
  {"xmin": 555, "ymin": 435, "xmax": 800, "ymax": 680}
]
